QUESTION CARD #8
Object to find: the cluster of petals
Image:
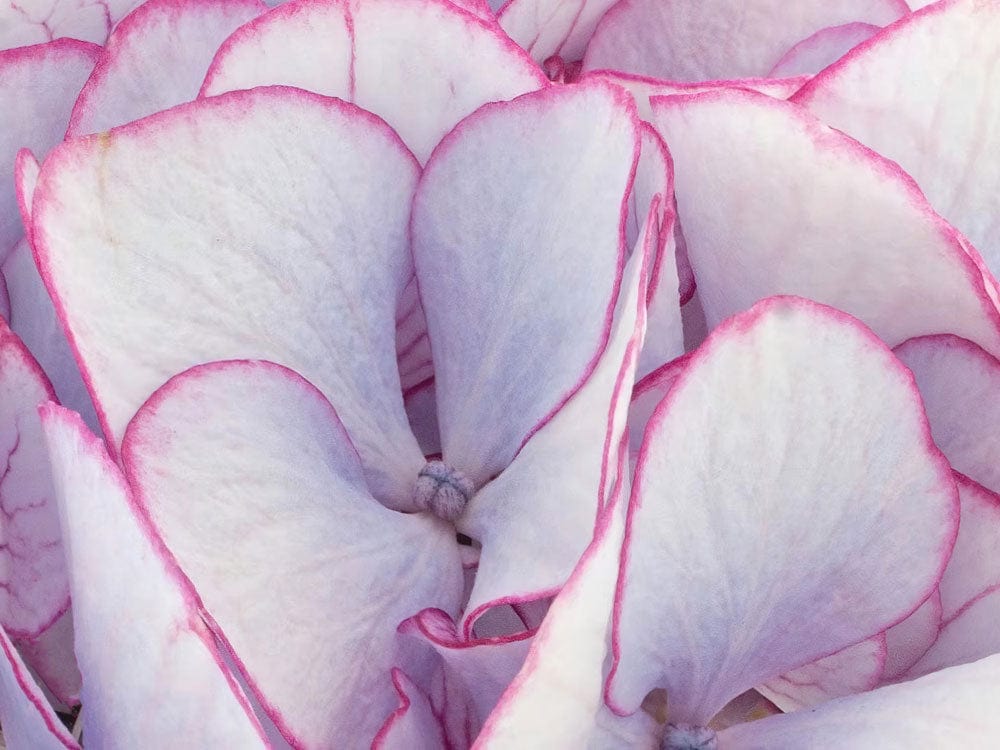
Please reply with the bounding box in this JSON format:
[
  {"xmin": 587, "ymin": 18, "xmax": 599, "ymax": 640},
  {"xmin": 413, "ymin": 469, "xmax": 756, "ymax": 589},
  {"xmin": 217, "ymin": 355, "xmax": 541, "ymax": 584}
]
[{"xmin": 0, "ymin": 0, "xmax": 999, "ymax": 747}]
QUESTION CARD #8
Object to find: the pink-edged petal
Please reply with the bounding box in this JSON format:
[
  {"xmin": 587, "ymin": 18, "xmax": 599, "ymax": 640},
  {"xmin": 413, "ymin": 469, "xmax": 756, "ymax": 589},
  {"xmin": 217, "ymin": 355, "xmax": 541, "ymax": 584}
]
[
  {"xmin": 608, "ymin": 297, "xmax": 959, "ymax": 724},
  {"xmin": 372, "ymin": 668, "xmax": 447, "ymax": 750},
  {"xmin": 632, "ymin": 125, "xmax": 683, "ymax": 380},
  {"xmin": 16, "ymin": 610, "xmax": 81, "ymax": 708},
  {"xmin": 201, "ymin": 0, "xmax": 547, "ymax": 162},
  {"xmin": 66, "ymin": 0, "xmax": 265, "ymax": 136},
  {"xmin": 895, "ymin": 335, "xmax": 1000, "ymax": 493},
  {"xmin": 720, "ymin": 654, "xmax": 1000, "ymax": 747},
  {"xmin": 1, "ymin": 40, "xmax": 98, "ymax": 262},
  {"xmin": 794, "ymin": 0, "xmax": 1000, "ymax": 273},
  {"xmin": 400, "ymin": 608, "xmax": 533, "ymax": 741},
  {"xmin": 759, "ymin": 637, "xmax": 886, "ymax": 712},
  {"xmin": 412, "ymin": 81, "xmax": 637, "ymax": 485},
  {"xmin": 121, "ymin": 360, "xmax": 464, "ymax": 748},
  {"xmin": 581, "ymin": 0, "xmax": 905, "ymax": 81},
  {"xmin": 454, "ymin": 158, "xmax": 653, "ymax": 632},
  {"xmin": 938, "ymin": 475, "xmax": 1000, "ymax": 623},
  {"xmin": 4, "ymin": 240, "xmax": 98, "ymax": 433},
  {"xmin": 13, "ymin": 149, "xmax": 39, "ymax": 232},
  {"xmin": 582, "ymin": 70, "xmax": 809, "ymax": 120},
  {"xmin": 475, "ymin": 480, "xmax": 658, "ymax": 748},
  {"xmin": 0, "ymin": 321, "xmax": 68, "ymax": 640},
  {"xmin": 0, "ymin": 0, "xmax": 145, "ymax": 47},
  {"xmin": 768, "ymin": 22, "xmax": 881, "ymax": 77},
  {"xmin": 650, "ymin": 88, "xmax": 1000, "ymax": 355},
  {"xmin": 0, "ymin": 623, "xmax": 77, "ymax": 750},
  {"xmin": 41, "ymin": 404, "xmax": 269, "ymax": 748},
  {"xmin": 627, "ymin": 352, "xmax": 689, "ymax": 460},
  {"xmin": 881, "ymin": 589, "xmax": 941, "ymax": 682},
  {"xmin": 33, "ymin": 86, "xmax": 424, "ymax": 509},
  {"xmin": 497, "ymin": 0, "xmax": 620, "ymax": 66}
]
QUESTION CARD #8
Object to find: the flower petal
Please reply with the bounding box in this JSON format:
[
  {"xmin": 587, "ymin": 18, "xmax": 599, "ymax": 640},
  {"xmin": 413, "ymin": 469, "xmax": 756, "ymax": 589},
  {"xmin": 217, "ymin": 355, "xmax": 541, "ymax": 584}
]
[
  {"xmin": 720, "ymin": 654, "xmax": 1000, "ymax": 747},
  {"xmin": 759, "ymin": 637, "xmax": 886, "ymax": 712},
  {"xmin": 649, "ymin": 88, "xmax": 1000, "ymax": 355},
  {"xmin": 121, "ymin": 360, "xmax": 464, "ymax": 748},
  {"xmin": 881, "ymin": 589, "xmax": 941, "ymax": 682},
  {"xmin": 15, "ymin": 610, "xmax": 81, "ymax": 708},
  {"xmin": 201, "ymin": 0, "xmax": 546, "ymax": 162},
  {"xmin": 607, "ymin": 297, "xmax": 959, "ymax": 724},
  {"xmin": 0, "ymin": 322, "xmax": 68, "ymax": 640},
  {"xmin": 33, "ymin": 86, "xmax": 423, "ymax": 508},
  {"xmin": 40, "ymin": 404, "xmax": 269, "ymax": 748},
  {"xmin": 0, "ymin": 0, "xmax": 139, "ymax": 48},
  {"xmin": 794, "ymin": 0, "xmax": 1000, "ymax": 273},
  {"xmin": 768, "ymin": 22, "xmax": 881, "ymax": 77},
  {"xmin": 66, "ymin": 0, "xmax": 264, "ymax": 136},
  {"xmin": 581, "ymin": 0, "xmax": 905, "ymax": 81},
  {"xmin": 1, "ymin": 40, "xmax": 98, "ymax": 263},
  {"xmin": 0, "ymin": 623, "xmax": 77, "ymax": 750},
  {"xmin": 894, "ymin": 335, "xmax": 1000, "ymax": 493},
  {"xmin": 497, "ymin": 0, "xmax": 621, "ymax": 66},
  {"xmin": 372, "ymin": 668, "xmax": 447, "ymax": 750},
  {"xmin": 627, "ymin": 353, "xmax": 688, "ymax": 461},
  {"xmin": 411, "ymin": 81, "xmax": 638, "ymax": 486}
]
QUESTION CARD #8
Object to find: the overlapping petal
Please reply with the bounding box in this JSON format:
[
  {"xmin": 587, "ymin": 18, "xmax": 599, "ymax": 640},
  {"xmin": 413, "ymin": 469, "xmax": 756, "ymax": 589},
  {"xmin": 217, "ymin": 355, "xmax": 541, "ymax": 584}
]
[
  {"xmin": 41, "ymin": 404, "xmax": 269, "ymax": 748},
  {"xmin": 121, "ymin": 360, "xmax": 464, "ymax": 747},
  {"xmin": 649, "ymin": 88, "xmax": 1000, "ymax": 355},
  {"xmin": 581, "ymin": 0, "xmax": 906, "ymax": 81},
  {"xmin": 0, "ymin": 0, "xmax": 142, "ymax": 49},
  {"xmin": 67, "ymin": 0, "xmax": 265, "ymax": 135},
  {"xmin": 34, "ymin": 86, "xmax": 424, "ymax": 507},
  {"xmin": 201, "ymin": 0, "xmax": 547, "ymax": 162},
  {"xmin": 607, "ymin": 297, "xmax": 958, "ymax": 724},
  {"xmin": 794, "ymin": 0, "xmax": 1000, "ymax": 273}
]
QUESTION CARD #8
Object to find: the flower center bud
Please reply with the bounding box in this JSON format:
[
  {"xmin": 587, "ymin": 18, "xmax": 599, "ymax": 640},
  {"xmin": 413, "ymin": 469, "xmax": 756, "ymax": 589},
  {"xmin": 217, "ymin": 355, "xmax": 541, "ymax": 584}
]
[
  {"xmin": 412, "ymin": 460, "xmax": 473, "ymax": 523},
  {"xmin": 662, "ymin": 724, "xmax": 717, "ymax": 750}
]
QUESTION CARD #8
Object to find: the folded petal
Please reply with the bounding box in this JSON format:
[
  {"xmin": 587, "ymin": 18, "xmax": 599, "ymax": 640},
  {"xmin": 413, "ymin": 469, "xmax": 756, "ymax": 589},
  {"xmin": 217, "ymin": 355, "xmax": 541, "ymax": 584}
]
[
  {"xmin": 412, "ymin": 81, "xmax": 638, "ymax": 485},
  {"xmin": 1, "ymin": 40, "xmax": 98, "ymax": 263},
  {"xmin": 759, "ymin": 637, "xmax": 886, "ymax": 711},
  {"xmin": 201, "ymin": 0, "xmax": 547, "ymax": 162},
  {"xmin": 0, "ymin": 322, "xmax": 68, "ymax": 640},
  {"xmin": 582, "ymin": 0, "xmax": 905, "ymax": 81},
  {"xmin": 16, "ymin": 610, "xmax": 81, "ymax": 708},
  {"xmin": 895, "ymin": 335, "xmax": 1000, "ymax": 493},
  {"xmin": 41, "ymin": 404, "xmax": 269, "ymax": 748},
  {"xmin": 607, "ymin": 297, "xmax": 959, "ymax": 724},
  {"xmin": 794, "ymin": 0, "xmax": 1000, "ymax": 273},
  {"xmin": 649, "ymin": 88, "xmax": 1000, "ymax": 355},
  {"xmin": 66, "ymin": 0, "xmax": 264, "ymax": 136},
  {"xmin": 628, "ymin": 353, "xmax": 688, "ymax": 461},
  {"xmin": 497, "ymin": 0, "xmax": 621, "ymax": 66},
  {"xmin": 881, "ymin": 590, "xmax": 941, "ymax": 681},
  {"xmin": 0, "ymin": 623, "xmax": 78, "ymax": 750},
  {"xmin": 373, "ymin": 669, "xmax": 447, "ymax": 750},
  {"xmin": 34, "ymin": 86, "xmax": 423, "ymax": 508},
  {"xmin": 768, "ymin": 22, "xmax": 881, "ymax": 77},
  {"xmin": 121, "ymin": 360, "xmax": 464, "ymax": 748},
  {"xmin": 720, "ymin": 653, "xmax": 1000, "ymax": 747}
]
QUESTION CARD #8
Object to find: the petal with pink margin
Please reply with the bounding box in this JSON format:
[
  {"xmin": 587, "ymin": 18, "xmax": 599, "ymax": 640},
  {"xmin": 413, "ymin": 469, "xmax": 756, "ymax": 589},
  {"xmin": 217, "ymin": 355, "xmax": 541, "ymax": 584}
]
[
  {"xmin": 121, "ymin": 360, "xmax": 464, "ymax": 748},
  {"xmin": 33, "ymin": 86, "xmax": 424, "ymax": 510},
  {"xmin": 66, "ymin": 0, "xmax": 265, "ymax": 136},
  {"xmin": 455, "ymin": 170, "xmax": 652, "ymax": 634},
  {"xmin": 201, "ymin": 0, "xmax": 547, "ymax": 163},
  {"xmin": 0, "ymin": 623, "xmax": 77, "ymax": 750},
  {"xmin": 15, "ymin": 609, "xmax": 81, "ymax": 708},
  {"xmin": 0, "ymin": 40, "xmax": 98, "ymax": 263},
  {"xmin": 768, "ymin": 22, "xmax": 881, "ymax": 77},
  {"xmin": 649, "ymin": 88, "xmax": 1000, "ymax": 356},
  {"xmin": 41, "ymin": 404, "xmax": 269, "ymax": 748},
  {"xmin": 581, "ymin": 0, "xmax": 905, "ymax": 81},
  {"xmin": 627, "ymin": 352, "xmax": 689, "ymax": 461},
  {"xmin": 0, "ymin": 321, "xmax": 68, "ymax": 640},
  {"xmin": 581, "ymin": 70, "xmax": 809, "ymax": 120},
  {"xmin": 474, "ymin": 472, "xmax": 657, "ymax": 749},
  {"xmin": 759, "ymin": 637, "xmax": 886, "ymax": 712},
  {"xmin": 497, "ymin": 0, "xmax": 620, "ymax": 66},
  {"xmin": 794, "ymin": 0, "xmax": 1000, "ymax": 274},
  {"xmin": 607, "ymin": 297, "xmax": 959, "ymax": 724},
  {"xmin": 372, "ymin": 668, "xmax": 448, "ymax": 750},
  {"xmin": 411, "ymin": 81, "xmax": 638, "ymax": 486},
  {"xmin": 400, "ymin": 608, "xmax": 533, "ymax": 741},
  {"xmin": 720, "ymin": 654, "xmax": 1000, "ymax": 747},
  {"xmin": 894, "ymin": 335, "xmax": 1000, "ymax": 494}
]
